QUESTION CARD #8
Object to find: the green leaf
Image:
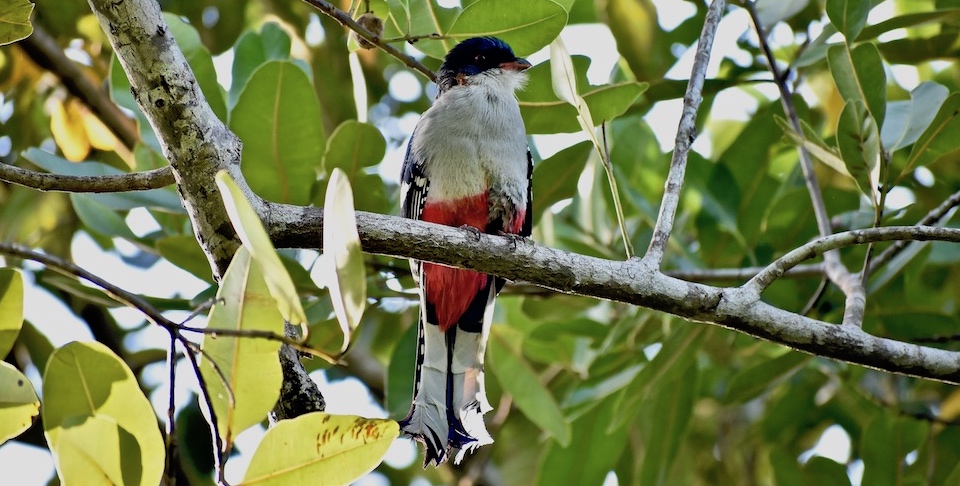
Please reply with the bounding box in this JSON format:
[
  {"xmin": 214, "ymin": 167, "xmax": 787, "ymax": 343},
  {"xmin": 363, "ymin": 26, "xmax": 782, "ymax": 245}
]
[
  {"xmin": 70, "ymin": 193, "xmax": 140, "ymax": 241},
  {"xmin": 723, "ymin": 351, "xmax": 810, "ymax": 405},
  {"xmin": 323, "ymin": 169, "xmax": 366, "ymax": 353},
  {"xmin": 395, "ymin": 0, "xmax": 460, "ymax": 59},
  {"xmin": 536, "ymin": 398, "xmax": 629, "ymax": 486},
  {"xmin": 163, "ymin": 13, "xmax": 227, "ymax": 121},
  {"xmin": 827, "ymin": 43, "xmax": 886, "ymax": 127},
  {"xmin": 613, "ymin": 325, "xmax": 707, "ymax": 429},
  {"xmin": 769, "ymin": 448, "xmax": 807, "ymax": 486},
  {"xmin": 215, "ymin": 171, "xmax": 308, "ymax": 330},
  {"xmin": 242, "ymin": 413, "xmax": 398, "ymax": 486},
  {"xmin": 230, "ymin": 60, "xmax": 325, "ymax": 205},
  {"xmin": 0, "ymin": 0, "xmax": 34, "ymax": 46},
  {"xmin": 229, "ymin": 23, "xmax": 292, "ymax": 107},
  {"xmin": 904, "ymin": 92, "xmax": 960, "ymax": 174},
  {"xmin": 42, "ymin": 341, "xmax": 164, "ymax": 486},
  {"xmin": 880, "ymin": 82, "xmax": 949, "ymax": 151},
  {"xmin": 447, "ymin": 0, "xmax": 567, "ymax": 57},
  {"xmin": 803, "ymin": 457, "xmax": 852, "ymax": 486},
  {"xmin": 489, "ymin": 326, "xmax": 571, "ymax": 446},
  {"xmin": 532, "ymin": 141, "xmax": 592, "ymax": 218},
  {"xmin": 858, "ymin": 9, "xmax": 960, "ymax": 42},
  {"xmin": 0, "ymin": 361, "xmax": 39, "ymax": 444},
  {"xmin": 639, "ymin": 362, "xmax": 699, "ymax": 486},
  {"xmin": 775, "ymin": 116, "xmax": 851, "ymax": 179},
  {"xmin": 836, "ymin": 99, "xmax": 882, "ymax": 204},
  {"xmin": 519, "ymin": 55, "xmax": 646, "ymax": 134},
  {"xmin": 322, "ymin": 121, "xmax": 387, "ymax": 179},
  {"xmin": 201, "ymin": 246, "xmax": 283, "ymax": 451},
  {"xmin": 386, "ymin": 322, "xmax": 418, "ymax": 419},
  {"xmin": 826, "ymin": 0, "xmax": 870, "ymax": 40},
  {"xmin": 0, "ymin": 268, "xmax": 24, "ymax": 358},
  {"xmin": 860, "ymin": 414, "xmax": 929, "ymax": 486},
  {"xmin": 157, "ymin": 235, "xmax": 216, "ymax": 283}
]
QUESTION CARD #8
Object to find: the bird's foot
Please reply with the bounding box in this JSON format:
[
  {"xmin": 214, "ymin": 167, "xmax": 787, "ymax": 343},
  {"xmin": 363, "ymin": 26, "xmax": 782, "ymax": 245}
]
[
  {"xmin": 498, "ymin": 231, "xmax": 529, "ymax": 250},
  {"xmin": 460, "ymin": 225, "xmax": 482, "ymax": 241}
]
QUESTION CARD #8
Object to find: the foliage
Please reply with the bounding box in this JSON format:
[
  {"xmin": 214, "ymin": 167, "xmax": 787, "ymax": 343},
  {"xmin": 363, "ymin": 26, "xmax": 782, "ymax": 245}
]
[{"xmin": 2, "ymin": 0, "xmax": 960, "ymax": 485}]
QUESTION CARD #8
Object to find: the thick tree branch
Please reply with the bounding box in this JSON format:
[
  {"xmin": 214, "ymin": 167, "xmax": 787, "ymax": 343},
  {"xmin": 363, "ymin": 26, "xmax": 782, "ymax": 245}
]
[
  {"xmin": 266, "ymin": 204, "xmax": 960, "ymax": 384},
  {"xmin": 19, "ymin": 23, "xmax": 140, "ymax": 150},
  {"xmin": 0, "ymin": 162, "xmax": 173, "ymax": 192},
  {"xmin": 87, "ymin": 0, "xmax": 251, "ymax": 279},
  {"xmin": 645, "ymin": 0, "xmax": 725, "ymax": 266}
]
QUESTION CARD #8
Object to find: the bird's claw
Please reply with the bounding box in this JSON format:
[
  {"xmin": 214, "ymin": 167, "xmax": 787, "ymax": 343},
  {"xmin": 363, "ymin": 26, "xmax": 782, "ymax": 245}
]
[
  {"xmin": 460, "ymin": 225, "xmax": 482, "ymax": 241},
  {"xmin": 498, "ymin": 231, "xmax": 528, "ymax": 250}
]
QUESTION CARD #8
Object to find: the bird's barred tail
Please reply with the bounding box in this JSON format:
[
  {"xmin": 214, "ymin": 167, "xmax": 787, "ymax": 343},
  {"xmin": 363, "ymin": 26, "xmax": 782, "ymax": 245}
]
[{"xmin": 400, "ymin": 284, "xmax": 495, "ymax": 466}]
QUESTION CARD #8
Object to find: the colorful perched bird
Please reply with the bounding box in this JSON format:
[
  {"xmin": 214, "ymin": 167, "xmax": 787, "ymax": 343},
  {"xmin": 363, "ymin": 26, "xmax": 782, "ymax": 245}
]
[{"xmin": 399, "ymin": 37, "xmax": 533, "ymax": 466}]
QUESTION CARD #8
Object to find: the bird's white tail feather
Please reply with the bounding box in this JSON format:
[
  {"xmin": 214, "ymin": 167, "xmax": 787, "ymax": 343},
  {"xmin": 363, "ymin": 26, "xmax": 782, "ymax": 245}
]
[{"xmin": 401, "ymin": 284, "xmax": 496, "ymax": 466}]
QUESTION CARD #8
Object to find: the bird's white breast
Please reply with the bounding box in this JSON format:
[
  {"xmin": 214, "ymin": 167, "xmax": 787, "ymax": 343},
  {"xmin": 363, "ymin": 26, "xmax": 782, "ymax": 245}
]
[{"xmin": 411, "ymin": 71, "xmax": 529, "ymax": 205}]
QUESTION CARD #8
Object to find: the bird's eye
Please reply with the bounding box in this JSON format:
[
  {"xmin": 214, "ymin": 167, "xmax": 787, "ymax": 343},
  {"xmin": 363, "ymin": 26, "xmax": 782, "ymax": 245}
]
[{"xmin": 474, "ymin": 54, "xmax": 486, "ymax": 64}]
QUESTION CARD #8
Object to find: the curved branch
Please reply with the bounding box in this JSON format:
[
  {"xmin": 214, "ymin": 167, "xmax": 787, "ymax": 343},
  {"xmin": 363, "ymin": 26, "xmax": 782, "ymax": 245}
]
[
  {"xmin": 746, "ymin": 226, "xmax": 960, "ymax": 292},
  {"xmin": 645, "ymin": 0, "xmax": 726, "ymax": 265},
  {"xmin": 0, "ymin": 162, "xmax": 174, "ymax": 192},
  {"xmin": 300, "ymin": 0, "xmax": 437, "ymax": 82},
  {"xmin": 745, "ymin": 0, "xmax": 865, "ymax": 328}
]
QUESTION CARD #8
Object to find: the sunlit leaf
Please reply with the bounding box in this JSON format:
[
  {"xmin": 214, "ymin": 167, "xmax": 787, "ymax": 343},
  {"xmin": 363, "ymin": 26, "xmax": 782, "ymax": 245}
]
[
  {"xmin": 49, "ymin": 97, "xmax": 91, "ymax": 162},
  {"xmin": 241, "ymin": 413, "xmax": 398, "ymax": 486},
  {"xmin": 489, "ymin": 327, "xmax": 571, "ymax": 445},
  {"xmin": 42, "ymin": 342, "xmax": 164, "ymax": 486},
  {"xmin": 0, "ymin": 361, "xmax": 39, "ymax": 444},
  {"xmin": 394, "ymin": 0, "xmax": 459, "ymax": 59},
  {"xmin": 0, "ymin": 0, "xmax": 34, "ymax": 46},
  {"xmin": 201, "ymin": 246, "xmax": 283, "ymax": 451},
  {"xmin": 230, "ymin": 60, "xmax": 324, "ymax": 205},
  {"xmin": 754, "ymin": 0, "xmax": 810, "ymax": 29},
  {"xmin": 775, "ymin": 116, "xmax": 851, "ymax": 178},
  {"xmin": 0, "ymin": 268, "xmax": 24, "ymax": 358},
  {"xmin": 215, "ymin": 171, "xmax": 308, "ymax": 330},
  {"xmin": 229, "ymin": 23, "xmax": 292, "ymax": 107},
  {"xmin": 322, "ymin": 169, "xmax": 366, "ymax": 353}
]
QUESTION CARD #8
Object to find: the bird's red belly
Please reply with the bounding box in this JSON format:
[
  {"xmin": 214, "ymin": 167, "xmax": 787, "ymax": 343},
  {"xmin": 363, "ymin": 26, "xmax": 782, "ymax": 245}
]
[{"xmin": 421, "ymin": 194, "xmax": 491, "ymax": 332}]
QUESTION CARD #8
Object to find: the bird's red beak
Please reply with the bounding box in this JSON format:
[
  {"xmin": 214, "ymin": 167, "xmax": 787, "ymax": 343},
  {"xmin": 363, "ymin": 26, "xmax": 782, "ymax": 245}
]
[{"xmin": 499, "ymin": 58, "xmax": 532, "ymax": 71}]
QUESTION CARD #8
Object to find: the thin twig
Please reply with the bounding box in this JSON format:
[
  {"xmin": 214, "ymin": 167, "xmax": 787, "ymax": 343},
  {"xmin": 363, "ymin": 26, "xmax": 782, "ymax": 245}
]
[
  {"xmin": 870, "ymin": 187, "xmax": 960, "ymax": 271},
  {"xmin": 666, "ymin": 263, "xmax": 824, "ymax": 282},
  {"xmin": 745, "ymin": 0, "xmax": 865, "ymax": 327},
  {"xmin": 600, "ymin": 121, "xmax": 634, "ymax": 258},
  {"xmin": 299, "ymin": 0, "xmax": 437, "ymax": 82},
  {"xmin": 179, "ymin": 336, "xmax": 227, "ymax": 485},
  {"xmin": 0, "ymin": 162, "xmax": 174, "ymax": 193},
  {"xmin": 644, "ymin": 0, "xmax": 726, "ymax": 266},
  {"xmin": 164, "ymin": 330, "xmax": 178, "ymax": 486}
]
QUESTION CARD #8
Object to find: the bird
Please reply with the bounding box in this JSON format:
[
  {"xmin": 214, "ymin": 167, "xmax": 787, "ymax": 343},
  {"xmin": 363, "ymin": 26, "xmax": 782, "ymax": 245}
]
[{"xmin": 398, "ymin": 36, "xmax": 533, "ymax": 467}]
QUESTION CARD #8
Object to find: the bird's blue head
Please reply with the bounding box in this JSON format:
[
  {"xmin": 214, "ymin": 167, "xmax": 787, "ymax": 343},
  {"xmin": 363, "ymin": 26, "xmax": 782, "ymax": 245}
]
[{"xmin": 436, "ymin": 37, "xmax": 531, "ymax": 93}]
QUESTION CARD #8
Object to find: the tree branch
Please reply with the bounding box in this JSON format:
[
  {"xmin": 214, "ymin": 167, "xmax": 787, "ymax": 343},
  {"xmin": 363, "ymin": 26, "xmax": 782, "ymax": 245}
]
[
  {"xmin": 745, "ymin": 0, "xmax": 866, "ymax": 328},
  {"xmin": 645, "ymin": 0, "xmax": 726, "ymax": 266},
  {"xmin": 266, "ymin": 204, "xmax": 960, "ymax": 384},
  {"xmin": 300, "ymin": 0, "xmax": 437, "ymax": 82},
  {"xmin": 0, "ymin": 162, "xmax": 174, "ymax": 192}
]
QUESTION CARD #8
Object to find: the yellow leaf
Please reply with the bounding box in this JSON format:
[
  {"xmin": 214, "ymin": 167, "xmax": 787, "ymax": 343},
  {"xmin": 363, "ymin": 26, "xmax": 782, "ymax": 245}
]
[{"xmin": 50, "ymin": 97, "xmax": 90, "ymax": 161}]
